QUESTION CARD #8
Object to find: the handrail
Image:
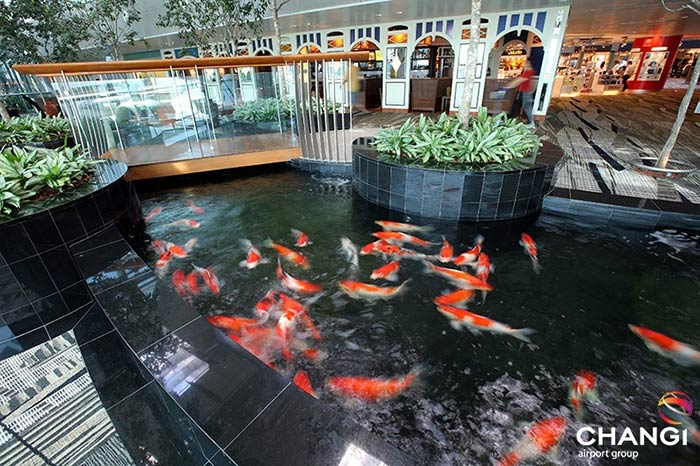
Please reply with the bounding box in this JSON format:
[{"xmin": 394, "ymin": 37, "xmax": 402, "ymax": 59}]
[{"xmin": 12, "ymin": 52, "xmax": 371, "ymax": 77}]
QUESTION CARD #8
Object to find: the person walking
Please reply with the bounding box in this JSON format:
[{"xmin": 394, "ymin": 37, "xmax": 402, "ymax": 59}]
[{"xmin": 507, "ymin": 58, "xmax": 536, "ymax": 128}]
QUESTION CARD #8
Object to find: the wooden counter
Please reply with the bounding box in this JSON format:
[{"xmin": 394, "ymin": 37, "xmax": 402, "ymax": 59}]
[{"xmin": 410, "ymin": 78, "xmax": 451, "ymax": 112}]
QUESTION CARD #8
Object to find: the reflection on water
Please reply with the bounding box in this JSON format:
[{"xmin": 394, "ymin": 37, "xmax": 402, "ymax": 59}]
[{"xmin": 135, "ymin": 168, "xmax": 700, "ymax": 465}]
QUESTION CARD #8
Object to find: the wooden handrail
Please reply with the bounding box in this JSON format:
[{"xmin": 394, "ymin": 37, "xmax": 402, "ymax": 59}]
[{"xmin": 12, "ymin": 52, "xmax": 371, "ymax": 77}]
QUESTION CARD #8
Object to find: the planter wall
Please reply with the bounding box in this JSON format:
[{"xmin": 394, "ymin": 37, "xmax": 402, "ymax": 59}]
[
  {"xmin": 0, "ymin": 160, "xmax": 141, "ymax": 352},
  {"xmin": 352, "ymin": 141, "xmax": 564, "ymax": 221}
]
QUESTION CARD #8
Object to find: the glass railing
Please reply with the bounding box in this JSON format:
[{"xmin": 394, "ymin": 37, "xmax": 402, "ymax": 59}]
[{"xmin": 13, "ymin": 53, "xmax": 369, "ymax": 167}]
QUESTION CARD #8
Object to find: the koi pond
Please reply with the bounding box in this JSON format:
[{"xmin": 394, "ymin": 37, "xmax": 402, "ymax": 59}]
[{"xmin": 132, "ymin": 167, "xmax": 700, "ymax": 466}]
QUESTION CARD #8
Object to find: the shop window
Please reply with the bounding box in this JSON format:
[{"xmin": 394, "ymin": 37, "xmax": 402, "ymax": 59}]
[
  {"xmin": 327, "ymin": 31, "xmax": 344, "ymax": 50},
  {"xmin": 299, "ymin": 44, "xmax": 321, "ymax": 54}
]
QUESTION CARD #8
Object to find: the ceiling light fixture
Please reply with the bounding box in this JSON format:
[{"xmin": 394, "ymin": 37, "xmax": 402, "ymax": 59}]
[{"xmin": 396, "ymin": 10, "xmax": 403, "ymax": 14}]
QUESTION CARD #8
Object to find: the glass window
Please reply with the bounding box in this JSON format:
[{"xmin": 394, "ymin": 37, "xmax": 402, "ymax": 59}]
[{"xmin": 386, "ymin": 47, "xmax": 406, "ymax": 79}]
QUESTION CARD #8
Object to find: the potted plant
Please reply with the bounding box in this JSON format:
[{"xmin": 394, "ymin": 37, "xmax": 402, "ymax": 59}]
[{"xmin": 353, "ymin": 109, "xmax": 563, "ymax": 221}]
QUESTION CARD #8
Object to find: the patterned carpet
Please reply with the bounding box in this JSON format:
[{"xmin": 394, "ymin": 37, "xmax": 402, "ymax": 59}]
[{"xmin": 542, "ymin": 91, "xmax": 700, "ymax": 204}]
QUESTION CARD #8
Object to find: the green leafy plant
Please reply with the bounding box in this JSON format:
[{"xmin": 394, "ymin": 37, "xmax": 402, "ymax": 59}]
[
  {"xmin": 0, "ymin": 115, "xmax": 73, "ymax": 147},
  {"xmin": 0, "ymin": 145, "xmax": 99, "ymax": 216},
  {"xmin": 231, "ymin": 97, "xmax": 344, "ymax": 123},
  {"xmin": 373, "ymin": 108, "xmax": 541, "ymax": 170}
]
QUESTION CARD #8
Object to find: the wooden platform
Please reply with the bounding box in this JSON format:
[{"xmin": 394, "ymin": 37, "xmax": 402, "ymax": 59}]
[{"xmin": 123, "ymin": 147, "xmax": 301, "ymax": 180}]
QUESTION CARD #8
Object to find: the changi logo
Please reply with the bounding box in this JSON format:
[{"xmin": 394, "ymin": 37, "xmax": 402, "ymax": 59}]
[
  {"xmin": 576, "ymin": 391, "xmax": 692, "ymax": 461},
  {"xmin": 658, "ymin": 391, "xmax": 693, "ymax": 426}
]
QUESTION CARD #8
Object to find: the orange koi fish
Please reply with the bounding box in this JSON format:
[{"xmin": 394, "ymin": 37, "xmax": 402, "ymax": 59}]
[
  {"xmin": 360, "ymin": 240, "xmax": 387, "ymax": 256},
  {"xmin": 569, "ymin": 370, "xmax": 599, "ymax": 419},
  {"xmin": 374, "ymin": 220, "xmax": 433, "ymax": 233},
  {"xmin": 424, "ymin": 262, "xmax": 493, "ymax": 291},
  {"xmin": 453, "ymin": 235, "xmax": 484, "ymax": 266},
  {"xmin": 498, "ymin": 417, "xmax": 567, "ymax": 466},
  {"xmin": 189, "ymin": 200, "xmax": 204, "ymax": 214},
  {"xmin": 265, "ymin": 240, "xmax": 309, "ymax": 268},
  {"xmin": 520, "ymin": 233, "xmax": 541, "ymax": 274},
  {"xmin": 185, "ymin": 271, "xmax": 200, "ymax": 294},
  {"xmin": 436, "ymin": 304, "xmax": 534, "ymax": 342},
  {"xmin": 338, "ymin": 280, "xmax": 409, "ymax": 301},
  {"xmin": 207, "ymin": 315, "xmax": 259, "ymax": 333},
  {"xmin": 293, "ymin": 371, "xmax": 317, "ymax": 397},
  {"xmin": 192, "ymin": 264, "xmax": 221, "ymax": 295},
  {"xmin": 372, "ymin": 231, "xmax": 434, "ymax": 247},
  {"xmin": 232, "ymin": 326, "xmax": 283, "ymax": 364},
  {"xmin": 276, "ymin": 259, "xmax": 322, "ymax": 294},
  {"xmin": 152, "ymin": 239, "xmax": 166, "ymax": 255},
  {"xmin": 326, "ymin": 367, "xmax": 421, "ymax": 402},
  {"xmin": 291, "ymin": 228, "xmax": 312, "ymax": 247},
  {"xmin": 370, "ymin": 261, "xmax": 400, "ymax": 281},
  {"xmin": 438, "ymin": 237, "xmax": 454, "ymax": 263},
  {"xmin": 276, "ymin": 311, "xmax": 297, "ymax": 360},
  {"xmin": 155, "ymin": 250, "xmax": 173, "ymax": 276},
  {"xmin": 144, "ymin": 207, "xmax": 162, "ymax": 222},
  {"xmin": 171, "ymin": 269, "xmax": 189, "ymax": 299},
  {"xmin": 473, "ymin": 252, "xmax": 493, "ymax": 281},
  {"xmin": 166, "ymin": 219, "xmax": 200, "ymax": 229},
  {"xmin": 255, "ymin": 290, "xmax": 279, "ymax": 318},
  {"xmin": 239, "ymin": 239, "xmax": 268, "ymax": 269},
  {"xmin": 628, "ymin": 324, "xmax": 700, "ymax": 366},
  {"xmin": 278, "ymin": 293, "xmax": 321, "ymax": 340},
  {"xmin": 433, "ymin": 289, "xmax": 476, "ymax": 309}
]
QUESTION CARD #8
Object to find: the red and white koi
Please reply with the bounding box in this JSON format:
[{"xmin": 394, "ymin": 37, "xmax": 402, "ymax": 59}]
[
  {"xmin": 438, "ymin": 237, "xmax": 454, "ymax": 263},
  {"xmin": 436, "ymin": 304, "xmax": 535, "ymax": 342},
  {"xmin": 172, "ymin": 269, "xmax": 189, "ymax": 300},
  {"xmin": 424, "ymin": 262, "xmax": 493, "ymax": 291},
  {"xmin": 166, "ymin": 219, "xmax": 200, "ymax": 229},
  {"xmin": 151, "ymin": 239, "xmax": 166, "ymax": 255},
  {"xmin": 192, "ymin": 264, "xmax": 221, "ymax": 295},
  {"xmin": 265, "ymin": 240, "xmax": 309, "ymax": 268},
  {"xmin": 254, "ymin": 290, "xmax": 280, "ymax": 319},
  {"xmin": 144, "ymin": 207, "xmax": 162, "ymax": 222},
  {"xmin": 207, "ymin": 315, "xmax": 259, "ymax": 333},
  {"xmin": 239, "ymin": 239, "xmax": 268, "ymax": 269},
  {"xmin": 372, "ymin": 231, "xmax": 434, "ymax": 247},
  {"xmin": 189, "ymin": 200, "xmax": 204, "ymax": 214},
  {"xmin": 291, "ymin": 228, "xmax": 312, "ymax": 247},
  {"xmin": 473, "ymin": 252, "xmax": 494, "ymax": 302},
  {"xmin": 498, "ymin": 417, "xmax": 568, "ymax": 466},
  {"xmin": 155, "ymin": 250, "xmax": 173, "ymax": 276},
  {"xmin": 326, "ymin": 366, "xmax": 422, "ymax": 402},
  {"xmin": 276, "ymin": 259, "xmax": 322, "ymax": 294},
  {"xmin": 278, "ymin": 292, "xmax": 321, "ymax": 340},
  {"xmin": 569, "ymin": 370, "xmax": 599, "ymax": 419},
  {"xmin": 374, "ymin": 220, "xmax": 433, "ymax": 233},
  {"xmin": 520, "ymin": 233, "xmax": 541, "ymax": 274},
  {"xmin": 370, "ymin": 261, "xmax": 400, "ymax": 282},
  {"xmin": 452, "ymin": 235, "xmax": 484, "ymax": 266},
  {"xmin": 628, "ymin": 324, "xmax": 700, "ymax": 366},
  {"xmin": 293, "ymin": 371, "xmax": 317, "ymax": 398},
  {"xmin": 433, "ymin": 289, "xmax": 476, "ymax": 309},
  {"xmin": 338, "ymin": 279, "xmax": 409, "ymax": 301}
]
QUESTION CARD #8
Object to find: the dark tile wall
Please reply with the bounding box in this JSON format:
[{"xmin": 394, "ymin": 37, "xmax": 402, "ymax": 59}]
[
  {"xmin": 0, "ymin": 161, "xmax": 141, "ymax": 359},
  {"xmin": 353, "ymin": 143, "xmax": 563, "ymax": 221},
  {"xmin": 69, "ymin": 224, "xmax": 412, "ymax": 466},
  {"xmin": 289, "ymin": 158, "xmax": 353, "ymax": 177}
]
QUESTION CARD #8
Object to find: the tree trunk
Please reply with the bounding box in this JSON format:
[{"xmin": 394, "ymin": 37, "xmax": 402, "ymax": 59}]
[
  {"xmin": 655, "ymin": 58, "xmax": 700, "ymax": 168},
  {"xmin": 272, "ymin": 0, "xmax": 289, "ymax": 108},
  {"xmin": 458, "ymin": 0, "xmax": 481, "ymax": 127},
  {"xmin": 0, "ymin": 100, "xmax": 10, "ymax": 121}
]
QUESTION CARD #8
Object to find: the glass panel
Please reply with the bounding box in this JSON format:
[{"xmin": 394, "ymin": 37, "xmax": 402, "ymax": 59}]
[
  {"xmin": 388, "ymin": 33, "xmax": 408, "ymax": 45},
  {"xmin": 386, "ymin": 47, "xmax": 407, "ymax": 79}
]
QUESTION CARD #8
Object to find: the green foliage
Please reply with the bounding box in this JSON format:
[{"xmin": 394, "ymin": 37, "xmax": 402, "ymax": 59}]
[
  {"xmin": 373, "ymin": 109, "xmax": 541, "ymax": 170},
  {"xmin": 231, "ymin": 98, "xmax": 342, "ymax": 122},
  {"xmin": 74, "ymin": 0, "xmax": 142, "ymax": 60},
  {"xmin": 0, "ymin": 116, "xmax": 72, "ymax": 147},
  {"xmin": 0, "ymin": 145, "xmax": 98, "ymax": 215},
  {"xmin": 0, "ymin": 0, "xmax": 83, "ymax": 63},
  {"xmin": 157, "ymin": 0, "xmax": 271, "ymax": 54}
]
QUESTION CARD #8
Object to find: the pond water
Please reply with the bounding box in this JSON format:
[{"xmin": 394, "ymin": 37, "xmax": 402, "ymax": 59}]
[{"xmin": 132, "ymin": 167, "xmax": 700, "ymax": 466}]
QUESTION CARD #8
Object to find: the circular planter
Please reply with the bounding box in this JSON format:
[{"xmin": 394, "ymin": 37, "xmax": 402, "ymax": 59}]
[
  {"xmin": 0, "ymin": 160, "xmax": 141, "ymax": 338},
  {"xmin": 352, "ymin": 141, "xmax": 564, "ymax": 221},
  {"xmin": 633, "ymin": 157, "xmax": 697, "ymax": 179}
]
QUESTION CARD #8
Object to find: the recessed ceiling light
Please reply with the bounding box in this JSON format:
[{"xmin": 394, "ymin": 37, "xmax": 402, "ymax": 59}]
[
  {"xmin": 396, "ymin": 10, "xmax": 403, "ymax": 14},
  {"xmin": 376, "ymin": 13, "xmax": 382, "ymax": 16},
  {"xmin": 306, "ymin": 22, "xmax": 311, "ymax": 26}
]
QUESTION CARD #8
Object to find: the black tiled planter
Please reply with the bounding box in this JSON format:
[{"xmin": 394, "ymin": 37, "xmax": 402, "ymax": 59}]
[
  {"xmin": 0, "ymin": 160, "xmax": 140, "ymax": 349},
  {"xmin": 353, "ymin": 141, "xmax": 564, "ymax": 221}
]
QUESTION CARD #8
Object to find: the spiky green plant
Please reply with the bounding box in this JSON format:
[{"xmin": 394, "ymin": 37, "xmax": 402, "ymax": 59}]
[{"xmin": 373, "ymin": 108, "xmax": 541, "ymax": 170}]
